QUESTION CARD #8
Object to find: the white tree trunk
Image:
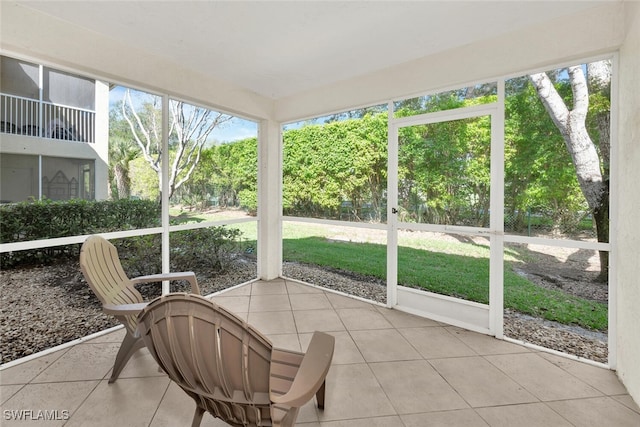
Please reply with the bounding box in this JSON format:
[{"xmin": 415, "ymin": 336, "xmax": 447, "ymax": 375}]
[
  {"xmin": 530, "ymin": 65, "xmax": 610, "ymax": 280},
  {"xmin": 587, "ymin": 60, "xmax": 611, "ymax": 92},
  {"xmin": 529, "ymin": 67, "xmax": 605, "ymax": 211}
]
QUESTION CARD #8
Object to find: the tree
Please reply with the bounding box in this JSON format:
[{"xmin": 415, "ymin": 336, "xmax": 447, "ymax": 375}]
[
  {"xmin": 282, "ymin": 114, "xmax": 387, "ymax": 220},
  {"xmin": 108, "ymin": 104, "xmax": 140, "ymax": 199},
  {"xmin": 397, "ymin": 115, "xmax": 491, "ymax": 226},
  {"xmin": 211, "ymin": 138, "xmax": 258, "ymax": 210},
  {"xmin": 503, "ymin": 78, "xmax": 585, "ymax": 234},
  {"xmin": 109, "ymin": 137, "xmax": 139, "ymax": 199},
  {"xmin": 529, "ymin": 62, "xmax": 610, "ymax": 281},
  {"xmin": 121, "ymin": 89, "xmax": 233, "ymax": 199}
]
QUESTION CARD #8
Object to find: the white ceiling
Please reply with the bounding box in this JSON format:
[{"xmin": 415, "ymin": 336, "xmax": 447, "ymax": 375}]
[{"xmin": 19, "ymin": 1, "xmax": 613, "ymax": 100}]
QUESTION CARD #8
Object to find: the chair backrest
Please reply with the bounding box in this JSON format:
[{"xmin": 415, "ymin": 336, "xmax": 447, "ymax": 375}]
[
  {"xmin": 137, "ymin": 293, "xmax": 275, "ymax": 426},
  {"xmin": 79, "ymin": 235, "xmax": 143, "ymax": 334}
]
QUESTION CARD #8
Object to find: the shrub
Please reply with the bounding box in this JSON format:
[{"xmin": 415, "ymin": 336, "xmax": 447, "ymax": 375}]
[
  {"xmin": 113, "ymin": 227, "xmax": 243, "ymax": 277},
  {"xmin": 1, "ymin": 200, "xmax": 244, "ymax": 272},
  {"xmin": 0, "ymin": 199, "xmax": 160, "ymax": 267},
  {"xmin": 238, "ymin": 189, "xmax": 258, "ymax": 216},
  {"xmin": 169, "ymin": 227, "xmax": 243, "ymax": 272},
  {"xmin": 114, "ymin": 234, "xmax": 162, "ymax": 277}
]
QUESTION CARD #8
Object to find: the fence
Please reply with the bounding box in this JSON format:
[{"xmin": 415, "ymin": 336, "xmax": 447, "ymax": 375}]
[{"xmin": 0, "ymin": 93, "xmax": 95, "ymax": 143}]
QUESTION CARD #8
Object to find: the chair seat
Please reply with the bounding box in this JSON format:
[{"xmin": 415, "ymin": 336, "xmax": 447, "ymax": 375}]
[
  {"xmin": 136, "ymin": 293, "xmax": 334, "ymax": 427},
  {"xmin": 79, "ymin": 235, "xmax": 200, "ymax": 383}
]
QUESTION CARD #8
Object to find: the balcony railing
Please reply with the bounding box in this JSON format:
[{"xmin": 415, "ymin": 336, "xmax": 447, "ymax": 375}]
[{"xmin": 0, "ymin": 93, "xmax": 95, "ymax": 143}]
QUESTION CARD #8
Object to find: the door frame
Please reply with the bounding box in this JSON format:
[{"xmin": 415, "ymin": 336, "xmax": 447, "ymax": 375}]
[{"xmin": 386, "ymin": 97, "xmax": 505, "ymax": 336}]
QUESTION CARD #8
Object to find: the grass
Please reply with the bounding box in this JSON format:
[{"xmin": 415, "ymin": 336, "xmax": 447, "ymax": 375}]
[
  {"xmin": 171, "ymin": 210, "xmax": 607, "ymax": 331},
  {"xmin": 284, "ymin": 237, "xmax": 387, "ymax": 277},
  {"xmin": 169, "ymin": 208, "xmax": 258, "ymax": 242}
]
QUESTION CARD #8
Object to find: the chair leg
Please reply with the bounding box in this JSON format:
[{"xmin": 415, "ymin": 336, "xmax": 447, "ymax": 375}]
[
  {"xmin": 315, "ymin": 380, "xmax": 326, "ymax": 410},
  {"xmin": 108, "ymin": 332, "xmax": 144, "ymax": 383},
  {"xmin": 191, "ymin": 407, "xmax": 205, "ymax": 427}
]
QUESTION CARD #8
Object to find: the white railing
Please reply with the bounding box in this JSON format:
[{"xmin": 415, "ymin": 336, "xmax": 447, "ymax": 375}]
[{"xmin": 0, "ymin": 93, "xmax": 95, "ymax": 143}]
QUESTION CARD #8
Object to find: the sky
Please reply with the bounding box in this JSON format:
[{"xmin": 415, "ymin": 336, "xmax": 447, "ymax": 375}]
[
  {"xmin": 109, "ymin": 85, "xmax": 391, "ymax": 143},
  {"xmin": 109, "ymin": 86, "xmax": 257, "ymax": 144},
  {"xmin": 210, "ymin": 117, "xmax": 257, "ymax": 144}
]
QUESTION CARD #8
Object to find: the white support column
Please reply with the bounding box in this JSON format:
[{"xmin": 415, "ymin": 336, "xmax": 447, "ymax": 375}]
[
  {"xmin": 38, "ymin": 64, "xmax": 43, "ymax": 138},
  {"xmin": 257, "ymin": 119, "xmax": 282, "ymax": 280},
  {"xmin": 38, "ymin": 155, "xmax": 42, "ymax": 200},
  {"xmin": 38, "ymin": 64, "xmax": 43, "ymax": 200},
  {"xmin": 161, "ymin": 95, "xmax": 170, "ymax": 294},
  {"xmin": 386, "ymin": 101, "xmax": 398, "ymax": 307},
  {"xmin": 607, "ymin": 52, "xmax": 620, "ymax": 370},
  {"xmin": 93, "ymin": 80, "xmax": 110, "ymax": 200},
  {"xmin": 489, "ymin": 81, "xmax": 506, "ymax": 339}
]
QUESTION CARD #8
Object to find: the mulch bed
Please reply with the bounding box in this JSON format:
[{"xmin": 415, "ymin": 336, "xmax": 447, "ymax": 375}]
[{"xmin": 1, "ymin": 259, "xmax": 607, "ymax": 365}]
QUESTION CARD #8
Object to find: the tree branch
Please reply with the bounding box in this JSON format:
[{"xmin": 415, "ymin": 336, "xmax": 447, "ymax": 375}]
[
  {"xmin": 528, "ymin": 72, "xmax": 570, "ymax": 138},
  {"xmin": 122, "ymin": 89, "xmax": 160, "ymax": 172}
]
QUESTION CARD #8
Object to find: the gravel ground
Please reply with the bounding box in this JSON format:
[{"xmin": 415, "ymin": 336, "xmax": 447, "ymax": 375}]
[
  {"xmin": 0, "ymin": 258, "xmax": 607, "ymax": 365},
  {"xmin": 0, "ymin": 259, "xmax": 257, "ymax": 364}
]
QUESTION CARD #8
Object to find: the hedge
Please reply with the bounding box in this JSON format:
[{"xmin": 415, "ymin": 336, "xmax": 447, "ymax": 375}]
[
  {"xmin": 0, "ymin": 199, "xmax": 160, "ymax": 267},
  {"xmin": 0, "ymin": 199, "xmax": 244, "ymax": 271}
]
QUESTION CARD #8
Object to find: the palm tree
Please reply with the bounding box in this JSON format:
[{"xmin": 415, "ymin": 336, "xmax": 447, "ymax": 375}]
[{"xmin": 109, "ymin": 137, "xmax": 139, "ymax": 199}]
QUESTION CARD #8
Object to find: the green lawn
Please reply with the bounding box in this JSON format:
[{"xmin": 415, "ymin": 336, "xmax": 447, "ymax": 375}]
[
  {"xmin": 169, "ymin": 208, "xmax": 258, "ymax": 242},
  {"xmin": 175, "ymin": 210, "xmax": 606, "ymax": 331}
]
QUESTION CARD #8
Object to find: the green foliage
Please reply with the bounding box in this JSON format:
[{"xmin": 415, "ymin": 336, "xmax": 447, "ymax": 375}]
[
  {"xmin": 114, "ymin": 227, "xmax": 243, "ymax": 277},
  {"xmin": 397, "ymin": 115, "xmax": 491, "ymax": 226},
  {"xmin": 395, "ymin": 91, "xmax": 465, "ymax": 117},
  {"xmin": 504, "ymin": 78, "xmax": 588, "ymax": 234},
  {"xmin": 172, "ymin": 137, "xmax": 258, "ymax": 211},
  {"xmin": 0, "ymin": 199, "xmax": 160, "ymax": 267},
  {"xmin": 282, "ymin": 96, "xmax": 497, "ymax": 225},
  {"xmin": 108, "ymin": 102, "xmax": 141, "ymax": 199},
  {"xmin": 278, "ymin": 69, "xmax": 606, "ymax": 235},
  {"xmin": 238, "ymin": 189, "xmax": 258, "ymax": 215},
  {"xmin": 210, "ymin": 138, "xmax": 258, "ymax": 208},
  {"xmin": 111, "ymin": 90, "xmax": 237, "ymax": 201},
  {"xmin": 104, "ymin": 66, "xmax": 606, "ymax": 237},
  {"xmin": 115, "ymin": 234, "xmax": 162, "ymax": 277},
  {"xmin": 170, "ymin": 227, "xmax": 243, "ymax": 272},
  {"xmin": 103, "ymin": 65, "xmax": 607, "ymax": 239},
  {"xmin": 0, "ymin": 197, "xmax": 244, "ymax": 273},
  {"xmin": 283, "ymin": 113, "xmax": 387, "ymax": 219},
  {"xmin": 394, "ymin": 84, "xmax": 496, "ymax": 117},
  {"xmin": 129, "ymin": 157, "xmax": 160, "ymax": 201}
]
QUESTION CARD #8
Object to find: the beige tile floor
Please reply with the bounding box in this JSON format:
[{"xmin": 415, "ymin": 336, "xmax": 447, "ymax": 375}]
[{"xmin": 1, "ymin": 278, "xmax": 639, "ymax": 427}]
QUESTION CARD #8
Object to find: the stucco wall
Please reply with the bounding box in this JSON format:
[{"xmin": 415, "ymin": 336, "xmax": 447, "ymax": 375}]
[
  {"xmin": 0, "ymin": 2, "xmax": 273, "ymax": 121},
  {"xmin": 616, "ymin": 0, "xmax": 640, "ymax": 405},
  {"xmin": 275, "ymin": 3, "xmax": 625, "ymax": 122},
  {"xmin": 0, "ymin": 153, "xmax": 38, "ymax": 202}
]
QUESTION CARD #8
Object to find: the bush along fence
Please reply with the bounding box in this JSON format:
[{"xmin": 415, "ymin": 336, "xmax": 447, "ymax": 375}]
[{"xmin": 0, "ymin": 199, "xmax": 244, "ymax": 270}]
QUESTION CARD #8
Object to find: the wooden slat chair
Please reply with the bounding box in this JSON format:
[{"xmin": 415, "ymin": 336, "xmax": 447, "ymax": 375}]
[
  {"xmin": 79, "ymin": 235, "xmax": 201, "ymax": 383},
  {"xmin": 134, "ymin": 293, "xmax": 335, "ymax": 427}
]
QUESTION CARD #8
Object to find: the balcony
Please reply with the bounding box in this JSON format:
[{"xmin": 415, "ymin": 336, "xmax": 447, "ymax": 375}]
[
  {"xmin": 1, "ymin": 93, "xmax": 95, "ymax": 143},
  {"xmin": 1, "ymin": 278, "xmax": 638, "ymax": 426}
]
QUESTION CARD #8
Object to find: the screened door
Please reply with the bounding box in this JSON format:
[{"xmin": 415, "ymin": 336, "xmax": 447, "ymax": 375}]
[{"xmin": 388, "ymin": 105, "xmax": 502, "ymax": 334}]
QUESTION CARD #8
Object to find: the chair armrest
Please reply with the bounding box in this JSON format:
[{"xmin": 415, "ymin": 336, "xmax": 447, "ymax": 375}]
[
  {"xmin": 130, "ymin": 271, "xmax": 201, "ymax": 295},
  {"xmin": 270, "ymin": 331, "xmax": 335, "ymax": 407},
  {"xmin": 103, "ymin": 302, "xmax": 148, "ymax": 316}
]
